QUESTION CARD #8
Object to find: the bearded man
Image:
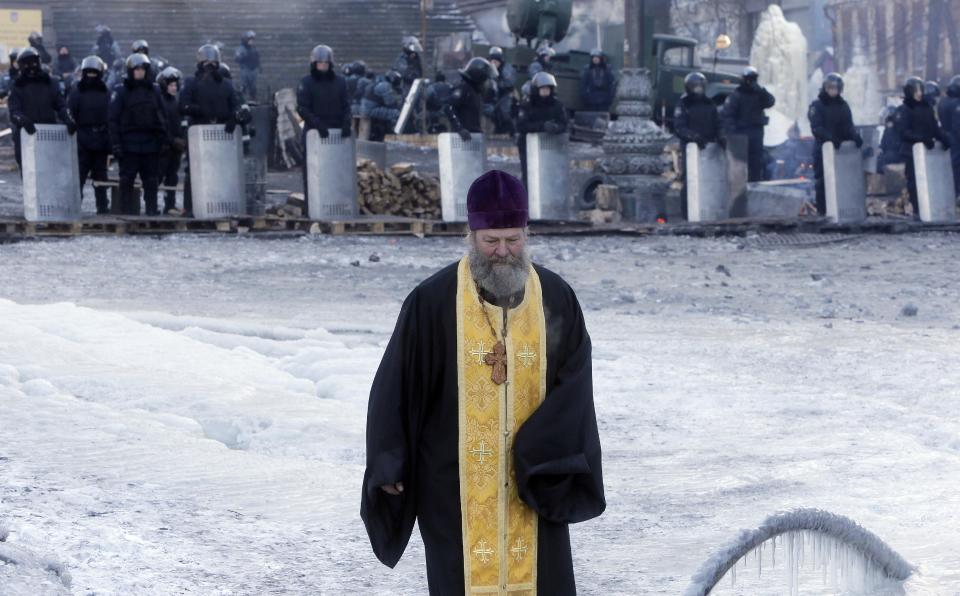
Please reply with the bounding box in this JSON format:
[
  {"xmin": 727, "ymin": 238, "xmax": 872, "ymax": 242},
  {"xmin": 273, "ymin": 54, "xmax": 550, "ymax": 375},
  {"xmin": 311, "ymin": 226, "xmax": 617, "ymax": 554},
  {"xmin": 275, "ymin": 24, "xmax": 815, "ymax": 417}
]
[{"xmin": 361, "ymin": 170, "xmax": 605, "ymax": 595}]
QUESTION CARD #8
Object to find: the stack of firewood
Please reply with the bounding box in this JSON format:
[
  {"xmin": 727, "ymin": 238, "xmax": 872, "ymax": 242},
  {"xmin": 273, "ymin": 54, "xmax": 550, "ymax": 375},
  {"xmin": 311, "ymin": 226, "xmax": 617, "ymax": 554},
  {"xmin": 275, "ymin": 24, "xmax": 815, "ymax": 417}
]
[{"xmin": 357, "ymin": 160, "xmax": 441, "ymax": 219}]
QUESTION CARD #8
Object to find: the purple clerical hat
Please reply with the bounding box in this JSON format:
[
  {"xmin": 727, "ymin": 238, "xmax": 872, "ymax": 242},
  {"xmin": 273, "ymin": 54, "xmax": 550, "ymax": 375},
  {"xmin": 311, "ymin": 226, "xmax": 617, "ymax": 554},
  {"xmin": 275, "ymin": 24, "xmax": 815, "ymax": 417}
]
[{"xmin": 466, "ymin": 170, "xmax": 529, "ymax": 231}]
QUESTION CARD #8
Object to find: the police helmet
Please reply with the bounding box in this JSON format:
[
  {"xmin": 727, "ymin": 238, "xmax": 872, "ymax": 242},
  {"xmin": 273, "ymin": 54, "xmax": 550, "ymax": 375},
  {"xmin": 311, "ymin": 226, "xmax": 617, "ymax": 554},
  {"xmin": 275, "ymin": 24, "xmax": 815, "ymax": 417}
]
[
  {"xmin": 125, "ymin": 53, "xmax": 151, "ymax": 73},
  {"xmin": 822, "ymin": 72, "xmax": 844, "ymax": 94},
  {"xmin": 219, "ymin": 63, "xmax": 232, "ymax": 79},
  {"xmin": 684, "ymin": 72, "xmax": 706, "ymax": 94},
  {"xmin": 923, "ymin": 80, "xmax": 941, "ymax": 99},
  {"xmin": 403, "ymin": 36, "xmax": 423, "ymax": 54},
  {"xmin": 903, "ymin": 76, "xmax": 924, "ymax": 99},
  {"xmin": 536, "ymin": 46, "xmax": 556, "ymax": 59},
  {"xmin": 17, "ymin": 46, "xmax": 40, "ymax": 69},
  {"xmin": 488, "ymin": 46, "xmax": 504, "ymax": 61},
  {"xmin": 590, "ymin": 49, "xmax": 604, "ymax": 59},
  {"xmin": 132, "ymin": 39, "xmax": 149, "ymax": 55},
  {"xmin": 310, "ymin": 44, "xmax": 334, "ymax": 65},
  {"xmin": 385, "ymin": 70, "xmax": 403, "ymax": 87},
  {"xmin": 157, "ymin": 65, "xmax": 183, "ymax": 87},
  {"xmin": 196, "ymin": 44, "xmax": 221, "ymax": 66},
  {"xmin": 28, "ymin": 31, "xmax": 42, "ymax": 45},
  {"xmin": 742, "ymin": 66, "xmax": 759, "ymax": 80},
  {"xmin": 80, "ymin": 55, "xmax": 106, "ymax": 75},
  {"xmin": 242, "ymin": 30, "xmax": 256, "ymax": 43},
  {"xmin": 948, "ymin": 75, "xmax": 960, "ymax": 97},
  {"xmin": 459, "ymin": 57, "xmax": 497, "ymax": 85},
  {"xmin": 531, "ymin": 72, "xmax": 557, "ymax": 89}
]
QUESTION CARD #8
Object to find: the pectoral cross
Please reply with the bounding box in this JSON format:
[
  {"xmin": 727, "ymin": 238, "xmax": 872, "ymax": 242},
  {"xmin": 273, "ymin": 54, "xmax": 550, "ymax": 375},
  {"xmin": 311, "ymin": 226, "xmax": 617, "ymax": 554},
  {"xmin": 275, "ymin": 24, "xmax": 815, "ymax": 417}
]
[{"xmin": 483, "ymin": 341, "xmax": 508, "ymax": 385}]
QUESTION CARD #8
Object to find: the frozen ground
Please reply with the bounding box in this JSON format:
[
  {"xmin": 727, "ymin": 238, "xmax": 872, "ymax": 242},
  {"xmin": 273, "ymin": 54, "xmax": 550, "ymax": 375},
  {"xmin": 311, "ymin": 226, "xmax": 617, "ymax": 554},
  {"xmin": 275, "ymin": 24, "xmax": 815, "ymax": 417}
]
[{"xmin": 1, "ymin": 232, "xmax": 959, "ymax": 595}]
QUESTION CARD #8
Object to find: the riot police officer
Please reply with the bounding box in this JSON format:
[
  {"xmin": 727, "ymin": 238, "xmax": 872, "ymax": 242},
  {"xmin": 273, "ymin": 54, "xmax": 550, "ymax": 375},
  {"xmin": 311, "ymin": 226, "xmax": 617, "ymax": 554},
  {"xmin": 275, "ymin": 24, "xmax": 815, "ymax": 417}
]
[
  {"xmin": 130, "ymin": 39, "xmax": 164, "ymax": 82},
  {"xmin": 940, "ymin": 75, "xmax": 960, "ymax": 196},
  {"xmin": 27, "ymin": 31, "xmax": 52, "ymax": 65},
  {"xmin": 923, "ymin": 80, "xmax": 941, "ymax": 108},
  {"xmin": 109, "ymin": 53, "xmax": 168, "ymax": 216},
  {"xmin": 528, "ymin": 46, "xmax": 555, "ymax": 77},
  {"xmin": 516, "ymin": 72, "xmax": 568, "ymax": 191},
  {"xmin": 392, "ymin": 36, "xmax": 423, "ymax": 95},
  {"xmin": 444, "ymin": 57, "xmax": 496, "ymax": 142},
  {"xmin": 8, "ymin": 47, "xmax": 75, "ymax": 172},
  {"xmin": 296, "ymin": 44, "xmax": 351, "ymax": 211},
  {"xmin": 674, "ymin": 72, "xmax": 722, "ymax": 219},
  {"xmin": 485, "ymin": 47, "xmax": 516, "ymax": 135},
  {"xmin": 362, "ymin": 70, "xmax": 403, "ymax": 142},
  {"xmin": 343, "ymin": 61, "xmax": 368, "ymax": 117},
  {"xmin": 721, "ymin": 66, "xmax": 776, "ymax": 182},
  {"xmin": 179, "ymin": 44, "xmax": 243, "ymax": 216},
  {"xmin": 157, "ymin": 67, "xmax": 185, "ymax": 213},
  {"xmin": 68, "ymin": 56, "xmax": 112, "ymax": 214},
  {"xmin": 0, "ymin": 48, "xmax": 20, "ymax": 99},
  {"xmin": 235, "ymin": 30, "xmax": 260, "ymax": 101},
  {"xmin": 93, "ymin": 25, "xmax": 121, "ymax": 68},
  {"xmin": 895, "ymin": 76, "xmax": 950, "ymax": 217},
  {"xmin": 425, "ymin": 71, "xmax": 453, "ymax": 133},
  {"xmin": 580, "ymin": 49, "xmax": 616, "ymax": 112},
  {"xmin": 807, "ymin": 73, "xmax": 863, "ymax": 216}
]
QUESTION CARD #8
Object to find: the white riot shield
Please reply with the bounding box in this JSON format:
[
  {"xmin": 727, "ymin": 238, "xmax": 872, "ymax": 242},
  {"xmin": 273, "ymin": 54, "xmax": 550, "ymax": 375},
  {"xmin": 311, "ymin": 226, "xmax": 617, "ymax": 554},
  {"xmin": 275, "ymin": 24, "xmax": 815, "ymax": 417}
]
[
  {"xmin": 306, "ymin": 128, "xmax": 358, "ymax": 219},
  {"xmin": 822, "ymin": 141, "xmax": 866, "ymax": 223},
  {"xmin": 394, "ymin": 79, "xmax": 424, "ymax": 135},
  {"xmin": 526, "ymin": 133, "xmax": 570, "ymax": 220},
  {"xmin": 188, "ymin": 124, "xmax": 244, "ymax": 219},
  {"xmin": 22, "ymin": 125, "xmax": 81, "ymax": 222},
  {"xmin": 913, "ymin": 142, "xmax": 957, "ymax": 222},
  {"xmin": 438, "ymin": 132, "xmax": 486, "ymax": 222},
  {"xmin": 685, "ymin": 142, "xmax": 729, "ymax": 222}
]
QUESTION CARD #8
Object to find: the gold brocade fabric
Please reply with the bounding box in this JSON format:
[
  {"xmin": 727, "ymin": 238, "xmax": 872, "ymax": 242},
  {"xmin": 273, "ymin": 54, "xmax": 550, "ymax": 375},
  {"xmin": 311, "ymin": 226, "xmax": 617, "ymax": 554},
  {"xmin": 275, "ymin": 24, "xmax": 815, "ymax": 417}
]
[{"xmin": 456, "ymin": 257, "xmax": 547, "ymax": 595}]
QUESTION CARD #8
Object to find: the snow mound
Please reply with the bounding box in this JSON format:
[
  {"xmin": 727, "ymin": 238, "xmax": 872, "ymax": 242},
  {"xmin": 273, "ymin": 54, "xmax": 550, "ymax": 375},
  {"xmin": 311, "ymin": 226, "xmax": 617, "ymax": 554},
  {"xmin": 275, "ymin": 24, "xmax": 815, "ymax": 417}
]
[
  {"xmin": 684, "ymin": 508, "xmax": 913, "ymax": 596},
  {"xmin": 0, "ymin": 530, "xmax": 72, "ymax": 594}
]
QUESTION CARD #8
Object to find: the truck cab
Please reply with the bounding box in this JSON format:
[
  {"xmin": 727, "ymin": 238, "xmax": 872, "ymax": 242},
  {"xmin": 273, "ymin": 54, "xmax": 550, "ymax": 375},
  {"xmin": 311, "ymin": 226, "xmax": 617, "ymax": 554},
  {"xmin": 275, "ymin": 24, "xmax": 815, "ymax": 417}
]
[{"xmin": 648, "ymin": 34, "xmax": 742, "ymax": 129}]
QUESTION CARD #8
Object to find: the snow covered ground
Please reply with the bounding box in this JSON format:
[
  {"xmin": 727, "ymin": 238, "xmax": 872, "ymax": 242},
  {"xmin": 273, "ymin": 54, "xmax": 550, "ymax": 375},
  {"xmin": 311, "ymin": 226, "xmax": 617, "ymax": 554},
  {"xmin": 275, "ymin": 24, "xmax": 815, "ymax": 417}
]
[{"xmin": 1, "ymin": 232, "xmax": 959, "ymax": 595}]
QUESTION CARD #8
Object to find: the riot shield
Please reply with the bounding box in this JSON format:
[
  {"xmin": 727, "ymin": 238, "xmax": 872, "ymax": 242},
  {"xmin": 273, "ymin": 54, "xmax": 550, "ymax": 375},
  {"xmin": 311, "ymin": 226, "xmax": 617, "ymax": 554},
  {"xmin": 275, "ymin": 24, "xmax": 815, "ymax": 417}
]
[
  {"xmin": 438, "ymin": 132, "xmax": 486, "ymax": 222},
  {"xmin": 22, "ymin": 125, "xmax": 81, "ymax": 221},
  {"xmin": 913, "ymin": 142, "xmax": 957, "ymax": 222},
  {"xmin": 526, "ymin": 132, "xmax": 571, "ymax": 220},
  {"xmin": 306, "ymin": 128, "xmax": 358, "ymax": 219},
  {"xmin": 393, "ymin": 79, "xmax": 424, "ymax": 135},
  {"xmin": 188, "ymin": 124, "xmax": 244, "ymax": 219},
  {"xmin": 822, "ymin": 141, "xmax": 866, "ymax": 223},
  {"xmin": 685, "ymin": 142, "xmax": 729, "ymax": 222}
]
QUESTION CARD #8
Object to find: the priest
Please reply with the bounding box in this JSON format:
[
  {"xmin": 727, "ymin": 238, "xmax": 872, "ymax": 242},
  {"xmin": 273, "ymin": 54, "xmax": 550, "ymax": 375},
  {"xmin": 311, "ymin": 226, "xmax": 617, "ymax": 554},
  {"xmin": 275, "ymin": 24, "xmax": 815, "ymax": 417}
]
[{"xmin": 361, "ymin": 170, "xmax": 605, "ymax": 595}]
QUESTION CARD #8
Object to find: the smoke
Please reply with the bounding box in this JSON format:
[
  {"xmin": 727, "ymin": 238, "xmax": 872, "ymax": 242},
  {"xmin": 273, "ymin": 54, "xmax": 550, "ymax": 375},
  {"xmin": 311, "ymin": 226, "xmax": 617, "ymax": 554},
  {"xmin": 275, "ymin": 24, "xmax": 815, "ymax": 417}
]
[
  {"xmin": 573, "ymin": 0, "xmax": 624, "ymax": 25},
  {"xmin": 559, "ymin": 0, "xmax": 624, "ymax": 52}
]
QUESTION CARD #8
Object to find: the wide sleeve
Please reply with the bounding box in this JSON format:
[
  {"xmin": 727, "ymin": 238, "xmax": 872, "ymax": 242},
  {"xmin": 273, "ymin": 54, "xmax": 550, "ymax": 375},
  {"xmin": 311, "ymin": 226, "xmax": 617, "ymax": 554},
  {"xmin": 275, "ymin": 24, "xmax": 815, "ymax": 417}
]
[
  {"xmin": 360, "ymin": 288, "xmax": 424, "ymax": 568},
  {"xmin": 514, "ymin": 286, "xmax": 605, "ymax": 525}
]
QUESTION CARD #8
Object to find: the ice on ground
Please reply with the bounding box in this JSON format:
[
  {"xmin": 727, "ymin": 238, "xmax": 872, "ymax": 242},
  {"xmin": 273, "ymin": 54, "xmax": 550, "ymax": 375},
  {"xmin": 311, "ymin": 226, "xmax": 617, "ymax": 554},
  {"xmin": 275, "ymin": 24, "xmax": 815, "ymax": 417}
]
[{"xmin": 1, "ymin": 234, "xmax": 960, "ymax": 594}]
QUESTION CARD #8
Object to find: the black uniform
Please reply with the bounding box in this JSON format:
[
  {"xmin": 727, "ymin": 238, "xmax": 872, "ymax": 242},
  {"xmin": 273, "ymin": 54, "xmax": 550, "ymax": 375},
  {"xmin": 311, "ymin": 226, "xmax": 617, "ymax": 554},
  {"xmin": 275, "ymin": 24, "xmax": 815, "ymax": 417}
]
[
  {"xmin": 296, "ymin": 67, "xmax": 351, "ymax": 211},
  {"xmin": 939, "ymin": 83, "xmax": 960, "ymax": 195},
  {"xmin": 8, "ymin": 69, "xmax": 72, "ymax": 170},
  {"xmin": 158, "ymin": 87, "xmax": 185, "ymax": 213},
  {"xmin": 109, "ymin": 77, "xmax": 168, "ymax": 215},
  {"xmin": 807, "ymin": 90, "xmax": 862, "ymax": 215},
  {"xmin": 579, "ymin": 60, "xmax": 616, "ymax": 112},
  {"xmin": 444, "ymin": 76, "xmax": 486, "ymax": 136},
  {"xmin": 674, "ymin": 92, "xmax": 722, "ymax": 219},
  {"xmin": 895, "ymin": 96, "xmax": 950, "ymax": 215},
  {"xmin": 178, "ymin": 66, "xmax": 240, "ymax": 214},
  {"xmin": 516, "ymin": 89, "xmax": 568, "ymax": 191},
  {"xmin": 721, "ymin": 81, "xmax": 775, "ymax": 182},
  {"xmin": 68, "ymin": 76, "xmax": 111, "ymax": 213}
]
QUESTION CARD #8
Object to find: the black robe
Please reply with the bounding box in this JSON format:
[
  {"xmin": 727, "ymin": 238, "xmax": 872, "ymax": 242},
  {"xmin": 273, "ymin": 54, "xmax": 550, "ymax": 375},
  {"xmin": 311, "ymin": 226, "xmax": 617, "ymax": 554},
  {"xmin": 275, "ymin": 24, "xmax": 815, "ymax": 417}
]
[{"xmin": 361, "ymin": 261, "xmax": 605, "ymax": 595}]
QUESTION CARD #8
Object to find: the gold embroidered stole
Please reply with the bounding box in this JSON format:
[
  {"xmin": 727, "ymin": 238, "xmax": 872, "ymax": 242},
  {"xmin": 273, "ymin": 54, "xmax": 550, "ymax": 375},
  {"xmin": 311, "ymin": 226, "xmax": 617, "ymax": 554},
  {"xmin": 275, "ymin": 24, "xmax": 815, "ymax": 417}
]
[{"xmin": 456, "ymin": 257, "xmax": 547, "ymax": 595}]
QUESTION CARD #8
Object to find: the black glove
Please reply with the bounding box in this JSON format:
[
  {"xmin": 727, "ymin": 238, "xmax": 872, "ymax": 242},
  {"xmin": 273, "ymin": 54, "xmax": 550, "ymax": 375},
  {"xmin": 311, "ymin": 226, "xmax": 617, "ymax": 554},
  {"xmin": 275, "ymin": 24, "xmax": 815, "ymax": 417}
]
[
  {"xmin": 23, "ymin": 121, "xmax": 37, "ymax": 135},
  {"xmin": 923, "ymin": 139, "xmax": 935, "ymax": 150},
  {"xmin": 942, "ymin": 138, "xmax": 951, "ymax": 150},
  {"xmin": 66, "ymin": 121, "xmax": 77, "ymax": 135},
  {"xmin": 457, "ymin": 129, "xmax": 471, "ymax": 142},
  {"xmin": 717, "ymin": 137, "xmax": 727, "ymax": 150},
  {"xmin": 235, "ymin": 105, "xmax": 252, "ymax": 125},
  {"xmin": 112, "ymin": 145, "xmax": 124, "ymax": 159},
  {"xmin": 543, "ymin": 121, "xmax": 562, "ymax": 135},
  {"xmin": 318, "ymin": 127, "xmax": 329, "ymax": 139},
  {"xmin": 341, "ymin": 126, "xmax": 351, "ymax": 139},
  {"xmin": 854, "ymin": 136, "xmax": 863, "ymax": 149},
  {"xmin": 832, "ymin": 139, "xmax": 842, "ymax": 149},
  {"xmin": 224, "ymin": 119, "xmax": 237, "ymax": 134}
]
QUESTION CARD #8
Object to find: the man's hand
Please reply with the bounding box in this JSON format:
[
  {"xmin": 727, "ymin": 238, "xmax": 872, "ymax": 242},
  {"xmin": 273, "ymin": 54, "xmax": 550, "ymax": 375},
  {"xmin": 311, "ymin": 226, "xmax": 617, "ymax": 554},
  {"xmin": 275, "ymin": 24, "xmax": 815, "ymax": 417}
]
[
  {"xmin": 318, "ymin": 126, "xmax": 330, "ymax": 139},
  {"xmin": 380, "ymin": 482, "xmax": 404, "ymax": 496},
  {"xmin": 457, "ymin": 129, "xmax": 471, "ymax": 142},
  {"xmin": 923, "ymin": 139, "xmax": 935, "ymax": 150}
]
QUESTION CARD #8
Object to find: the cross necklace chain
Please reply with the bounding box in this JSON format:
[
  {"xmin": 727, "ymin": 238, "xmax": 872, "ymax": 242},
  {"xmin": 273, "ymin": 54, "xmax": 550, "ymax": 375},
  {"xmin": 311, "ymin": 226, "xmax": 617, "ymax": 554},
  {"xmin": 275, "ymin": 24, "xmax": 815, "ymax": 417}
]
[{"xmin": 477, "ymin": 289, "xmax": 515, "ymax": 386}]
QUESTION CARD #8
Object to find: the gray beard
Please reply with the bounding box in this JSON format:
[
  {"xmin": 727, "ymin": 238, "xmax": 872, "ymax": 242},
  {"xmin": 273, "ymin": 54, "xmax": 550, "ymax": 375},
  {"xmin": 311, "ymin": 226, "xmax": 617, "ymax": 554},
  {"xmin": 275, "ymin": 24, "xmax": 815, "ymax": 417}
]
[{"xmin": 468, "ymin": 243, "xmax": 531, "ymax": 300}]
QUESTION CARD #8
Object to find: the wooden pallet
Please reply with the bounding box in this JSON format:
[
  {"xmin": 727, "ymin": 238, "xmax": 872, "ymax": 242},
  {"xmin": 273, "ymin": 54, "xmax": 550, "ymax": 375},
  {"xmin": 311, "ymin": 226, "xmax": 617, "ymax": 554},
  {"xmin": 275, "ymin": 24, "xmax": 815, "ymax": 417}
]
[{"xmin": 308, "ymin": 216, "xmax": 427, "ymax": 236}]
